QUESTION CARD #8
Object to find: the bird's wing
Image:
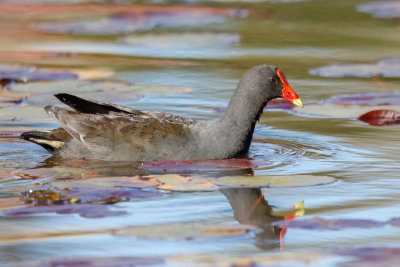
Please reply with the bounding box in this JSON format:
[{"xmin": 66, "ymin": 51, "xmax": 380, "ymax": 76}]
[
  {"xmin": 54, "ymin": 93, "xmax": 195, "ymax": 124},
  {"xmin": 44, "ymin": 104, "xmax": 195, "ymax": 160}
]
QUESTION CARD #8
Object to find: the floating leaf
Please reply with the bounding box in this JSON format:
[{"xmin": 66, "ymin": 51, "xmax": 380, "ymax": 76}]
[
  {"xmin": 154, "ymin": 174, "xmax": 216, "ymax": 191},
  {"xmin": 167, "ymin": 251, "xmax": 328, "ymax": 267},
  {"xmin": 213, "ymin": 175, "xmax": 336, "ymax": 188},
  {"xmin": 140, "ymin": 158, "xmax": 257, "ymax": 172},
  {"xmin": 0, "ymin": 104, "xmax": 52, "ymax": 126},
  {"xmin": 273, "ymin": 217, "xmax": 385, "ymax": 230},
  {"xmin": 118, "ymin": 32, "xmax": 240, "ymax": 59},
  {"xmin": 9, "ymin": 80, "xmax": 141, "ymax": 106},
  {"xmin": 18, "ymin": 257, "xmax": 164, "ymax": 267},
  {"xmin": 116, "ymin": 222, "xmax": 257, "ymax": 239},
  {"xmin": 36, "ymin": 7, "xmax": 244, "ymax": 35},
  {"xmin": 333, "ymin": 247, "xmax": 400, "ymax": 267},
  {"xmin": 0, "ymin": 64, "xmax": 78, "ymax": 85},
  {"xmin": 296, "ymin": 92, "xmax": 400, "ymax": 118},
  {"xmin": 358, "ymin": 1, "xmax": 400, "ymax": 18},
  {"xmin": 3, "ymin": 204, "xmax": 127, "ymax": 218},
  {"xmin": 358, "ymin": 109, "xmax": 400, "ymax": 125},
  {"xmin": 15, "ymin": 167, "xmax": 98, "ymax": 180},
  {"xmin": 310, "ymin": 58, "xmax": 400, "ymax": 78},
  {"xmin": 49, "ymin": 176, "xmax": 163, "ymax": 203},
  {"xmin": 65, "ymin": 188, "xmax": 161, "ymax": 204},
  {"xmin": 51, "ymin": 176, "xmax": 161, "ymax": 190}
]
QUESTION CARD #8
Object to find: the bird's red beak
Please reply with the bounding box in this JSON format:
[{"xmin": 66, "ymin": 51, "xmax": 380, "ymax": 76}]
[{"xmin": 277, "ymin": 69, "xmax": 303, "ymax": 108}]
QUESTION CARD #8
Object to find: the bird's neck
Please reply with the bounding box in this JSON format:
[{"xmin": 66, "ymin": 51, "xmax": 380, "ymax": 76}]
[{"xmin": 216, "ymin": 88, "xmax": 267, "ymax": 156}]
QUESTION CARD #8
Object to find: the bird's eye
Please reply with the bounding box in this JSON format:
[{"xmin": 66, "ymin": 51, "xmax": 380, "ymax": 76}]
[{"xmin": 269, "ymin": 77, "xmax": 277, "ymax": 84}]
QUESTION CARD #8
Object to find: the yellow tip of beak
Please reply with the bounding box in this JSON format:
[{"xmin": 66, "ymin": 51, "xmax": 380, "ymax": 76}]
[{"xmin": 292, "ymin": 98, "xmax": 303, "ymax": 108}]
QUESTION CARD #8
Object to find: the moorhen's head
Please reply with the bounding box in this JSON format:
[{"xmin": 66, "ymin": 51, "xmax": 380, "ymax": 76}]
[{"xmin": 238, "ymin": 65, "xmax": 303, "ymax": 108}]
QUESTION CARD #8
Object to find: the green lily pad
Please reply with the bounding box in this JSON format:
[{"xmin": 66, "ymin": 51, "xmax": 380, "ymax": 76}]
[
  {"xmin": 213, "ymin": 175, "xmax": 336, "ymax": 188},
  {"xmin": 115, "ymin": 222, "xmax": 257, "ymax": 239},
  {"xmin": 154, "ymin": 174, "xmax": 217, "ymax": 191}
]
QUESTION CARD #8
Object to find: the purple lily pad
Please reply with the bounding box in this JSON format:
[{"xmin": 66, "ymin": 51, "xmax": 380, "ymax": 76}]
[
  {"xmin": 3, "ymin": 204, "xmax": 127, "ymax": 218},
  {"xmin": 0, "ymin": 66, "xmax": 78, "ymax": 86},
  {"xmin": 140, "ymin": 158, "xmax": 258, "ymax": 172},
  {"xmin": 324, "ymin": 92, "xmax": 400, "ymax": 106},
  {"xmin": 36, "ymin": 7, "xmax": 245, "ymax": 35},
  {"xmin": 273, "ymin": 217, "xmax": 385, "ymax": 230},
  {"xmin": 310, "ymin": 58, "xmax": 400, "ymax": 78},
  {"xmin": 16, "ymin": 256, "xmax": 163, "ymax": 267},
  {"xmin": 333, "ymin": 247, "xmax": 400, "ymax": 267},
  {"xmin": 358, "ymin": 1, "xmax": 400, "ymax": 18},
  {"xmin": 65, "ymin": 188, "xmax": 163, "ymax": 203}
]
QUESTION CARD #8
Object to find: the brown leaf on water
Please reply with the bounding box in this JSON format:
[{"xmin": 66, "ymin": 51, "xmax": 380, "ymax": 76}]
[
  {"xmin": 15, "ymin": 167, "xmax": 98, "ymax": 180},
  {"xmin": 358, "ymin": 109, "xmax": 400, "ymax": 126},
  {"xmin": 140, "ymin": 158, "xmax": 257, "ymax": 172},
  {"xmin": 115, "ymin": 222, "xmax": 257, "ymax": 239}
]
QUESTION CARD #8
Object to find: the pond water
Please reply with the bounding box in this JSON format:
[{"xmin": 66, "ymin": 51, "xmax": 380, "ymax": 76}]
[{"xmin": 0, "ymin": 0, "xmax": 400, "ymax": 266}]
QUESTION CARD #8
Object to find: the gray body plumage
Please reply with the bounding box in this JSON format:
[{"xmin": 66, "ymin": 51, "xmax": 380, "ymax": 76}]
[{"xmin": 22, "ymin": 65, "xmax": 286, "ymax": 161}]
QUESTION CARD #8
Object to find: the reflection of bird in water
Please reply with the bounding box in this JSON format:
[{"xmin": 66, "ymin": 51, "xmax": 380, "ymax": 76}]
[{"xmin": 220, "ymin": 188, "xmax": 285, "ymax": 250}]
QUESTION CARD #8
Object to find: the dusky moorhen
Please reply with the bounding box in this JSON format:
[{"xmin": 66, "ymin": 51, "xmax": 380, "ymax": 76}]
[{"xmin": 21, "ymin": 65, "xmax": 302, "ymax": 161}]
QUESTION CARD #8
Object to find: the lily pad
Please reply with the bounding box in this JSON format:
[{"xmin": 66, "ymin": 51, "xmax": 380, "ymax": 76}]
[
  {"xmin": 115, "ymin": 222, "xmax": 257, "ymax": 239},
  {"xmin": 15, "ymin": 167, "xmax": 98, "ymax": 180},
  {"xmin": 154, "ymin": 174, "xmax": 216, "ymax": 191},
  {"xmin": 214, "ymin": 175, "xmax": 336, "ymax": 188},
  {"xmin": 35, "ymin": 7, "xmax": 243, "ymax": 35},
  {"xmin": 3, "ymin": 204, "xmax": 127, "ymax": 218},
  {"xmin": 0, "ymin": 104, "xmax": 52, "ymax": 126},
  {"xmin": 295, "ymin": 92, "xmax": 400, "ymax": 118},
  {"xmin": 273, "ymin": 217, "xmax": 385, "ymax": 230},
  {"xmin": 118, "ymin": 32, "xmax": 240, "ymax": 59},
  {"xmin": 140, "ymin": 158, "xmax": 258, "ymax": 172},
  {"xmin": 51, "ymin": 176, "xmax": 161, "ymax": 190},
  {"xmin": 0, "ymin": 64, "xmax": 78, "ymax": 85},
  {"xmin": 167, "ymin": 251, "xmax": 329, "ymax": 267},
  {"xmin": 17, "ymin": 257, "xmax": 164, "ymax": 267},
  {"xmin": 9, "ymin": 80, "xmax": 140, "ymax": 106},
  {"xmin": 334, "ymin": 247, "xmax": 400, "ymax": 267},
  {"xmin": 358, "ymin": 1, "xmax": 400, "ymax": 18},
  {"xmin": 310, "ymin": 58, "xmax": 400, "ymax": 78},
  {"xmin": 359, "ymin": 109, "xmax": 400, "ymax": 125}
]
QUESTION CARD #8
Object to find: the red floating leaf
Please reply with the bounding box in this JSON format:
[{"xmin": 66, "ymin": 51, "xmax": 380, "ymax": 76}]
[
  {"xmin": 358, "ymin": 109, "xmax": 400, "ymax": 126},
  {"xmin": 140, "ymin": 158, "xmax": 257, "ymax": 172},
  {"xmin": 3, "ymin": 204, "xmax": 127, "ymax": 218}
]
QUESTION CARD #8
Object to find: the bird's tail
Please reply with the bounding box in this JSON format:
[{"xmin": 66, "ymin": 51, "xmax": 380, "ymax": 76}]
[{"xmin": 21, "ymin": 128, "xmax": 71, "ymax": 153}]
